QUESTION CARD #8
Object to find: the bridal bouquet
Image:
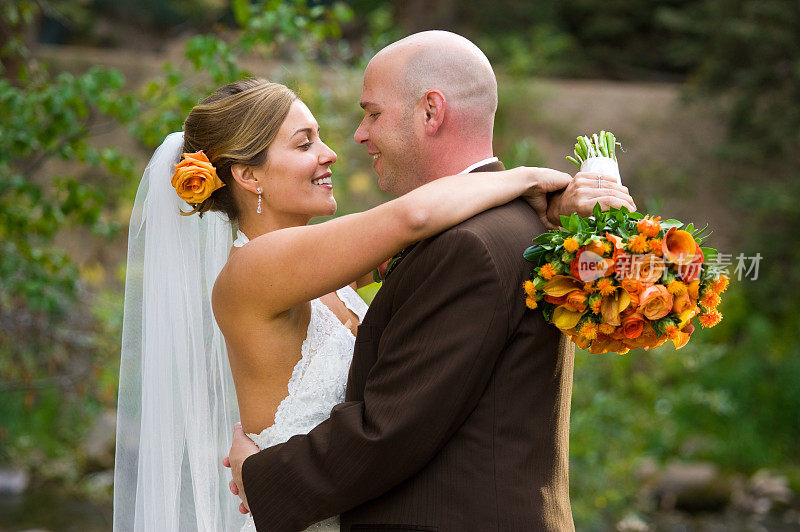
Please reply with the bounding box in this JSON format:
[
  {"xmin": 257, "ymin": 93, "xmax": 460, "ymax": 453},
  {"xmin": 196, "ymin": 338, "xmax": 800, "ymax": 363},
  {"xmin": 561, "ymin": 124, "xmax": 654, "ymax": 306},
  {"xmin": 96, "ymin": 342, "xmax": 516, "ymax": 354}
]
[{"xmin": 522, "ymin": 132, "xmax": 728, "ymax": 354}]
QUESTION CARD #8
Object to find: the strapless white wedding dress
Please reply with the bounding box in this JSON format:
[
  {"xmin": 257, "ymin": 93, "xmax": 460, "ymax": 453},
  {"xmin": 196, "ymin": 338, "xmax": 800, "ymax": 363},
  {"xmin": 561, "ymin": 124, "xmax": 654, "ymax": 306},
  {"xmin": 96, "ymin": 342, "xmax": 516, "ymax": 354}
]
[{"xmin": 236, "ymin": 232, "xmax": 368, "ymax": 532}]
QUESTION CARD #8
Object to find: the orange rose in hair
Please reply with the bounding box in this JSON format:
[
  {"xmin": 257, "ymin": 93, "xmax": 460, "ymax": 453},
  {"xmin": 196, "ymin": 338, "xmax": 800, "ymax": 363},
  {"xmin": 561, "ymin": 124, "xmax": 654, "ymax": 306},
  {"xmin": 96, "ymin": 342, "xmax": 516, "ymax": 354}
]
[
  {"xmin": 638, "ymin": 284, "xmax": 674, "ymax": 320},
  {"xmin": 171, "ymin": 150, "xmax": 225, "ymax": 204}
]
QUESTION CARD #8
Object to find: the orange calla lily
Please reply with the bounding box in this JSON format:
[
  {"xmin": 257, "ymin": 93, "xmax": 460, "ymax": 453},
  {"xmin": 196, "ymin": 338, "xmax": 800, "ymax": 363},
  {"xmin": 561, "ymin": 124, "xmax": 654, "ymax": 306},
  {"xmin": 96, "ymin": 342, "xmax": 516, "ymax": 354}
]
[
  {"xmin": 553, "ymin": 305, "xmax": 583, "ymax": 330},
  {"xmin": 600, "ymin": 287, "xmax": 631, "ymax": 326},
  {"xmin": 543, "ymin": 275, "xmax": 584, "ymax": 298},
  {"xmin": 662, "ymin": 227, "xmax": 698, "ymax": 265}
]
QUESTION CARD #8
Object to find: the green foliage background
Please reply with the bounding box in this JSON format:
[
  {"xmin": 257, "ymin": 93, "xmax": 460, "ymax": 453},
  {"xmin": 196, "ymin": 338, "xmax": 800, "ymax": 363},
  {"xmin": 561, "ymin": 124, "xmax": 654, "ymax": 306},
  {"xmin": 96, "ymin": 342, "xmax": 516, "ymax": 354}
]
[{"xmin": 1, "ymin": 0, "xmax": 798, "ymax": 529}]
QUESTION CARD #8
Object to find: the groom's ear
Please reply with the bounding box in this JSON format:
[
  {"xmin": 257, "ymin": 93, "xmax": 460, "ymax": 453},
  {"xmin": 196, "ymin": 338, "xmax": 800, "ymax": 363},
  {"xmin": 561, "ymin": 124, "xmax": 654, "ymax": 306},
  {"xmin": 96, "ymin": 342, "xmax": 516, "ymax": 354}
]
[
  {"xmin": 421, "ymin": 90, "xmax": 446, "ymax": 136},
  {"xmin": 230, "ymin": 164, "xmax": 259, "ymax": 194}
]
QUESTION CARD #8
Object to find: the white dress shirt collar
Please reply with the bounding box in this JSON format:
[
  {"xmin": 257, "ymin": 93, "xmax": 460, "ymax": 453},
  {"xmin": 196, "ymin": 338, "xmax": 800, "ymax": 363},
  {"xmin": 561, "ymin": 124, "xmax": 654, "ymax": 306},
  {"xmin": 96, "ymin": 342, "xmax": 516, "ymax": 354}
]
[{"xmin": 458, "ymin": 156, "xmax": 499, "ymax": 174}]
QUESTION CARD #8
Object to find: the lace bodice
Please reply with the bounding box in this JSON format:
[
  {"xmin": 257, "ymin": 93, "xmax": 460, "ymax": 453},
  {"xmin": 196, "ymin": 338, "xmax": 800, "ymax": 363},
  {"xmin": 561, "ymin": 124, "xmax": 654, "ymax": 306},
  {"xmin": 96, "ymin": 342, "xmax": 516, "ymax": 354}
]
[
  {"xmin": 246, "ymin": 285, "xmax": 367, "ymax": 449},
  {"xmin": 237, "ymin": 226, "xmax": 368, "ymax": 532}
]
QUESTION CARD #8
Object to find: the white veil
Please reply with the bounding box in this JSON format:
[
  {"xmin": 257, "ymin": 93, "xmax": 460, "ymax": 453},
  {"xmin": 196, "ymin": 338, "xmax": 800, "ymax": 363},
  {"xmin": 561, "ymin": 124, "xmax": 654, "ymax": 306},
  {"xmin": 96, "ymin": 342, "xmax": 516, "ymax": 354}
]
[{"xmin": 113, "ymin": 132, "xmax": 244, "ymax": 531}]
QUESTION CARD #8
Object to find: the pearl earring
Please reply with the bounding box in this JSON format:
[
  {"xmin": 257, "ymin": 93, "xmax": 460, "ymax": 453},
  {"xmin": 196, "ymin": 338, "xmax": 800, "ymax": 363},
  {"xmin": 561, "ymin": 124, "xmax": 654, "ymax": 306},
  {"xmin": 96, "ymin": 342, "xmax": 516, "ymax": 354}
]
[{"xmin": 256, "ymin": 186, "xmax": 262, "ymax": 214}]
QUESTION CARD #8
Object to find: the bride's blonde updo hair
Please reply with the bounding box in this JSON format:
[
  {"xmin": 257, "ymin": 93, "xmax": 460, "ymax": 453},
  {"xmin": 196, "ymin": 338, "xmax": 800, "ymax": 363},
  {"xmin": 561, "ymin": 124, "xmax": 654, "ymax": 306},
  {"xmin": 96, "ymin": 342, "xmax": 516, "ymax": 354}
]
[{"xmin": 181, "ymin": 78, "xmax": 298, "ymax": 221}]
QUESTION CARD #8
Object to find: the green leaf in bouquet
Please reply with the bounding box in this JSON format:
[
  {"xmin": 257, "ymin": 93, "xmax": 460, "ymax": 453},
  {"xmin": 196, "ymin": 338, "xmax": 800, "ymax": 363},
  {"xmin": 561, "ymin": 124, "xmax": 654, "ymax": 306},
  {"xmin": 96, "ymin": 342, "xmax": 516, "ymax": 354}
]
[
  {"xmin": 533, "ymin": 276, "xmax": 547, "ymax": 289},
  {"xmin": 523, "ymin": 244, "xmax": 547, "ymax": 263},
  {"xmin": 685, "ymin": 222, "xmax": 695, "ymax": 234},
  {"xmin": 627, "ymin": 212, "xmax": 644, "ymax": 220},
  {"xmin": 532, "ymin": 232, "xmax": 556, "ymax": 244},
  {"xmin": 593, "ymin": 202, "xmax": 602, "ymax": 219},
  {"xmin": 660, "ymin": 219, "xmax": 684, "ymax": 230},
  {"xmin": 560, "ymin": 214, "xmax": 571, "ymax": 228},
  {"xmin": 701, "ymin": 247, "xmax": 718, "ymax": 263},
  {"xmin": 567, "ymin": 214, "xmax": 580, "ymax": 233}
]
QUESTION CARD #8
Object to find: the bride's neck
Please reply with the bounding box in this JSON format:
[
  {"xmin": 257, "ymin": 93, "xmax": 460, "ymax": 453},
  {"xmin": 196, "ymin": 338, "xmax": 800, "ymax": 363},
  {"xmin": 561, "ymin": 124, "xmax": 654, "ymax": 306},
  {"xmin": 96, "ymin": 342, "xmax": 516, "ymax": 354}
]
[{"xmin": 237, "ymin": 208, "xmax": 310, "ymax": 240}]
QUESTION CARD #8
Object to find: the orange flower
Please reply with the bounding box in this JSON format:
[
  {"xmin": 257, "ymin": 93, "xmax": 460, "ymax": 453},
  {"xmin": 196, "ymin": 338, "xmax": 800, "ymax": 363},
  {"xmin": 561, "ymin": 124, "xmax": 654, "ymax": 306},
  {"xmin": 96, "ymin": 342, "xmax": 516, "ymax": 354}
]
[
  {"xmin": 596, "ymin": 277, "xmax": 616, "ymax": 296},
  {"xmin": 543, "ymin": 275, "xmax": 584, "ymax": 297},
  {"xmin": 687, "ymin": 280, "xmax": 701, "ymax": 300},
  {"xmin": 171, "ymin": 150, "xmax": 225, "ymax": 204},
  {"xmin": 649, "ymin": 238, "xmax": 663, "ymax": 256},
  {"xmin": 553, "ymin": 305, "xmax": 584, "ymax": 330},
  {"xmin": 676, "ymin": 244, "xmax": 705, "ymax": 282},
  {"xmin": 620, "ymin": 313, "xmax": 646, "ymax": 339},
  {"xmin": 525, "ymin": 297, "xmax": 538, "ymax": 310},
  {"xmin": 585, "ymin": 240, "xmax": 605, "ymax": 256},
  {"xmin": 601, "ymin": 287, "xmax": 632, "ymax": 326},
  {"xmin": 579, "ymin": 322, "xmax": 598, "ymax": 340},
  {"xmin": 523, "ymin": 280, "xmax": 536, "ymax": 297},
  {"xmin": 638, "ymin": 284, "xmax": 674, "ymax": 320},
  {"xmin": 671, "ymin": 292, "xmax": 693, "ymax": 314},
  {"xmin": 564, "ymin": 290, "xmax": 588, "ymax": 312},
  {"xmin": 637, "ymin": 215, "xmax": 662, "ymax": 237},
  {"xmin": 598, "ymin": 323, "xmax": 616, "ymax": 335},
  {"xmin": 671, "ymin": 329, "xmax": 692, "ymax": 349},
  {"xmin": 590, "ymin": 298, "xmax": 602, "ymax": 314},
  {"xmin": 662, "ymin": 227, "xmax": 698, "ymax": 265},
  {"xmin": 667, "ymin": 280, "xmax": 687, "ymax": 296},
  {"xmin": 627, "ymin": 234, "xmax": 651, "ymax": 254},
  {"xmin": 583, "ymin": 280, "xmax": 596, "ymax": 293},
  {"xmin": 701, "ymin": 290, "xmax": 721, "ymax": 309},
  {"xmin": 665, "ymin": 324, "xmax": 680, "ymax": 339},
  {"xmin": 539, "ymin": 263, "xmax": 558, "ymax": 280},
  {"xmin": 712, "ymin": 275, "xmax": 730, "ymax": 294},
  {"xmin": 677, "ymin": 307, "xmax": 698, "ymax": 330},
  {"xmin": 633, "ymin": 254, "xmax": 666, "ymax": 284},
  {"xmin": 698, "ymin": 309, "xmax": 723, "ymax": 328},
  {"xmin": 623, "ymin": 323, "xmax": 659, "ymax": 349},
  {"xmin": 620, "ymin": 278, "xmax": 642, "ymax": 296},
  {"xmin": 563, "ymin": 237, "xmax": 580, "ymax": 253}
]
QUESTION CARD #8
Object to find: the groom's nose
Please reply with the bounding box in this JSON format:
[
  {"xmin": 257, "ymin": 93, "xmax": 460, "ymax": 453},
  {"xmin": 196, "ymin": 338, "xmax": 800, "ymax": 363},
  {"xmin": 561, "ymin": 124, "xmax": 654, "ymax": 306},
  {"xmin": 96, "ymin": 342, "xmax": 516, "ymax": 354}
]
[{"xmin": 354, "ymin": 119, "xmax": 368, "ymax": 145}]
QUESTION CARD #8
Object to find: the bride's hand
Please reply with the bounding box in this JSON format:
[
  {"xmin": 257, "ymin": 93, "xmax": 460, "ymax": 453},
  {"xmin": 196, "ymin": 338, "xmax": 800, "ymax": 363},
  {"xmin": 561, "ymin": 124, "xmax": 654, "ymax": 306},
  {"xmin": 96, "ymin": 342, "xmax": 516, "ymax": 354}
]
[
  {"xmin": 545, "ymin": 172, "xmax": 637, "ymax": 227},
  {"xmin": 223, "ymin": 422, "xmax": 260, "ymax": 514},
  {"xmin": 514, "ymin": 167, "xmax": 574, "ymax": 230}
]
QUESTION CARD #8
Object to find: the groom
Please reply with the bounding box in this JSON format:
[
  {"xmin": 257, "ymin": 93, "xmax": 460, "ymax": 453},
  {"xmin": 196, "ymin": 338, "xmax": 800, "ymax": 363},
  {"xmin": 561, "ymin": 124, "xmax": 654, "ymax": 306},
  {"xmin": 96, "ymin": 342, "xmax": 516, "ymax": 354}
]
[{"xmin": 228, "ymin": 31, "xmax": 635, "ymax": 531}]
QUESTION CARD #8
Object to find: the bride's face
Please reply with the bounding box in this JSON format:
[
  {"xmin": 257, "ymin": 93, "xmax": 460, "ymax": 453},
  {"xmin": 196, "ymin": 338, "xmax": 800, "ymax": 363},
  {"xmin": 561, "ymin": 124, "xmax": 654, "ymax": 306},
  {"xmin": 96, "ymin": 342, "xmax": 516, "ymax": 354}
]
[{"xmin": 256, "ymin": 100, "xmax": 338, "ymax": 220}]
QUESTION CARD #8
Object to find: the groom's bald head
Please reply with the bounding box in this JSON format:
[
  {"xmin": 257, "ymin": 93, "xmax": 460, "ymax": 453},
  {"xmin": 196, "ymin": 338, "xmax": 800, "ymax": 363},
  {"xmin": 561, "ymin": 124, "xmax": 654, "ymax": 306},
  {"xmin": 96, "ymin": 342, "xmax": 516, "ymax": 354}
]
[
  {"xmin": 355, "ymin": 31, "xmax": 498, "ymax": 194},
  {"xmin": 373, "ymin": 31, "xmax": 498, "ymax": 135}
]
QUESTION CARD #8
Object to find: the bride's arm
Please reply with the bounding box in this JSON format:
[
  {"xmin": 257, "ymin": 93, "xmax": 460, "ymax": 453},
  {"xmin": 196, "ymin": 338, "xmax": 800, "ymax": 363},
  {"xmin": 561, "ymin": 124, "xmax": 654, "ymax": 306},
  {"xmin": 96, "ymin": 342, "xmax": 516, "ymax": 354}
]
[{"xmin": 221, "ymin": 167, "xmax": 570, "ymax": 314}]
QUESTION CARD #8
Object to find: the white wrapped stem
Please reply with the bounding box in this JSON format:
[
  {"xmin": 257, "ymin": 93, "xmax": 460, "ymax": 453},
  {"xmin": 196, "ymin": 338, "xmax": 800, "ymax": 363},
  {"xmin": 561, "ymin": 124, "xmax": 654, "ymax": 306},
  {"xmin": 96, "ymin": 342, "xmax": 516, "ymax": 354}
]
[{"xmin": 580, "ymin": 156, "xmax": 621, "ymax": 184}]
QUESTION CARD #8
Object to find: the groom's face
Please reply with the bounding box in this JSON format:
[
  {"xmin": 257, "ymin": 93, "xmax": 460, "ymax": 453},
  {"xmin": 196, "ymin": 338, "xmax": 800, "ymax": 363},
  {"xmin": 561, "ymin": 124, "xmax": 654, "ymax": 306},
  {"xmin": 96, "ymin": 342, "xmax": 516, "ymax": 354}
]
[{"xmin": 354, "ymin": 59, "xmax": 424, "ymax": 196}]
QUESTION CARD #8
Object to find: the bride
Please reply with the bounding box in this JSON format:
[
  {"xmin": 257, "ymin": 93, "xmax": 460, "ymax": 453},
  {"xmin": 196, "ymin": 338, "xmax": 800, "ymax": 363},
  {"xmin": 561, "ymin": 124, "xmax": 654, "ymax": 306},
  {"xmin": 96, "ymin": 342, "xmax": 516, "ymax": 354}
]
[{"xmin": 113, "ymin": 77, "xmax": 612, "ymax": 531}]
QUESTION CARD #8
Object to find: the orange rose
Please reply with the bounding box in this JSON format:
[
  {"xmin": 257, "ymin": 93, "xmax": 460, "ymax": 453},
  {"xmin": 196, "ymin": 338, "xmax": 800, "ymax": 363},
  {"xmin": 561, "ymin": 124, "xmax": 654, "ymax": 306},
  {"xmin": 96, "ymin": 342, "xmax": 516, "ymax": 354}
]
[
  {"xmin": 620, "ymin": 313, "xmax": 646, "ymax": 339},
  {"xmin": 662, "ymin": 227, "xmax": 698, "ymax": 265},
  {"xmin": 171, "ymin": 150, "xmax": 225, "ymax": 204},
  {"xmin": 623, "ymin": 323, "xmax": 659, "ymax": 349},
  {"xmin": 638, "ymin": 284, "xmax": 674, "ymax": 320},
  {"xmin": 633, "ymin": 254, "xmax": 666, "ymax": 284},
  {"xmin": 564, "ymin": 290, "xmax": 588, "ymax": 312},
  {"xmin": 637, "ymin": 215, "xmax": 662, "ymax": 238},
  {"xmin": 671, "ymin": 291, "xmax": 692, "ymax": 314}
]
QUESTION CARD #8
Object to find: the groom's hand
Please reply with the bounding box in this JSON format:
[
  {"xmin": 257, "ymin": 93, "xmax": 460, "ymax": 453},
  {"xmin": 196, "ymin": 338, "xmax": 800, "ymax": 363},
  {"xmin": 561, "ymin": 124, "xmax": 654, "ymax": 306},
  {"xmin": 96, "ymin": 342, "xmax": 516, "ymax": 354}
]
[
  {"xmin": 546, "ymin": 172, "xmax": 636, "ymax": 227},
  {"xmin": 520, "ymin": 167, "xmax": 575, "ymax": 230},
  {"xmin": 223, "ymin": 422, "xmax": 259, "ymax": 515}
]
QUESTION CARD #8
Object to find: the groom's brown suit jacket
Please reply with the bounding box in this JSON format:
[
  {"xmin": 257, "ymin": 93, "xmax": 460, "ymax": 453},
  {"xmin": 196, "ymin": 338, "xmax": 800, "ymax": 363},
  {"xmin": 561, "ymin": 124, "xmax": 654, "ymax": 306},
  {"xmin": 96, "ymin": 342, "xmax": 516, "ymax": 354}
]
[{"xmin": 243, "ymin": 162, "xmax": 575, "ymax": 531}]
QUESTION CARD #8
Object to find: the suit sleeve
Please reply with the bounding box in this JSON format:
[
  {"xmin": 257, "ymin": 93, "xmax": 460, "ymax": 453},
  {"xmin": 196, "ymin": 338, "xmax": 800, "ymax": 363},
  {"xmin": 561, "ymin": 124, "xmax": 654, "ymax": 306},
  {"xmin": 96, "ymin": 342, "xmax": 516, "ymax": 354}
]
[{"xmin": 242, "ymin": 227, "xmax": 511, "ymax": 531}]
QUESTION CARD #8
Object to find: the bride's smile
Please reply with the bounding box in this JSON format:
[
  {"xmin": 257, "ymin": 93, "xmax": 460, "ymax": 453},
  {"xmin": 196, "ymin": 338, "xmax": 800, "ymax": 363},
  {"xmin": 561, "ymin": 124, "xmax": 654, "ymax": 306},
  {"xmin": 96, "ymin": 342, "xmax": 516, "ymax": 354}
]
[{"xmin": 249, "ymin": 100, "xmax": 338, "ymax": 224}]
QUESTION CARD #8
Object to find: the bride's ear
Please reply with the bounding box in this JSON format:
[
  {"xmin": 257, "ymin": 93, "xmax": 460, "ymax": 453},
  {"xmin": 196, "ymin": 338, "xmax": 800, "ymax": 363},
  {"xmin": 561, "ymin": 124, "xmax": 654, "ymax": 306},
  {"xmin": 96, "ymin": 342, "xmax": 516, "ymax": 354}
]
[{"xmin": 230, "ymin": 164, "xmax": 260, "ymax": 194}]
